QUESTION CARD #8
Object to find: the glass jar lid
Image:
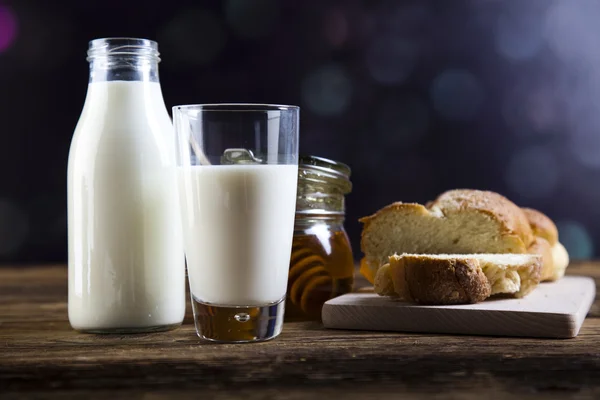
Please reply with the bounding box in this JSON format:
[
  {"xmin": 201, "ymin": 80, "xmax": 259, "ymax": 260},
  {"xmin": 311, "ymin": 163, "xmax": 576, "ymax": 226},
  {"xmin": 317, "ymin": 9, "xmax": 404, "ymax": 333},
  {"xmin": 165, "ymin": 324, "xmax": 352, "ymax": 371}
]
[{"xmin": 296, "ymin": 155, "xmax": 352, "ymax": 216}]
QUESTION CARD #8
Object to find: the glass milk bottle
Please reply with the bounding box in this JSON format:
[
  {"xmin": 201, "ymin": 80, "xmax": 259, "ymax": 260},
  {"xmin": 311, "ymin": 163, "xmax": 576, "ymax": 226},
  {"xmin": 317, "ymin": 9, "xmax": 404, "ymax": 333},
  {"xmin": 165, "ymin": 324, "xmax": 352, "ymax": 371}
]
[{"xmin": 67, "ymin": 38, "xmax": 185, "ymax": 333}]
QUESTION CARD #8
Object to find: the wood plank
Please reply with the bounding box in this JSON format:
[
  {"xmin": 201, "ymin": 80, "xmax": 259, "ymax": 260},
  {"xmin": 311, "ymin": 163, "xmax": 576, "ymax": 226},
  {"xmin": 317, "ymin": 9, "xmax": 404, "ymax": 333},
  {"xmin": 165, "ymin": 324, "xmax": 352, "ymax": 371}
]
[
  {"xmin": 2, "ymin": 320, "xmax": 600, "ymax": 394},
  {"xmin": 322, "ymin": 276, "xmax": 596, "ymax": 338},
  {"xmin": 3, "ymin": 317, "xmax": 600, "ymax": 360},
  {"xmin": 2, "ymin": 386, "xmax": 600, "ymax": 400},
  {"xmin": 0, "ymin": 262, "xmax": 599, "ymax": 397}
]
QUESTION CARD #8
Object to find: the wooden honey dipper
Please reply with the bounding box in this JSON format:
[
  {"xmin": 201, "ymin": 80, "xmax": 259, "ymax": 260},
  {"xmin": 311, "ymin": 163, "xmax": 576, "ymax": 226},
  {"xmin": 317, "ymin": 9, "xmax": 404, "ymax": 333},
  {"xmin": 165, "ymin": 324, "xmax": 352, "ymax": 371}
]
[{"xmin": 288, "ymin": 241, "xmax": 334, "ymax": 317}]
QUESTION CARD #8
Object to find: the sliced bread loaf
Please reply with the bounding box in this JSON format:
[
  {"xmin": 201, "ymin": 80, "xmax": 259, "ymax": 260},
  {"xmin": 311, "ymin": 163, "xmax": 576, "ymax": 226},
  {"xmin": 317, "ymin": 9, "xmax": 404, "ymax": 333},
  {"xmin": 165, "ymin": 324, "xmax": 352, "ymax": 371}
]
[
  {"xmin": 360, "ymin": 189, "xmax": 567, "ymax": 284},
  {"xmin": 360, "ymin": 190, "xmax": 535, "ymax": 283},
  {"xmin": 374, "ymin": 253, "xmax": 542, "ymax": 305}
]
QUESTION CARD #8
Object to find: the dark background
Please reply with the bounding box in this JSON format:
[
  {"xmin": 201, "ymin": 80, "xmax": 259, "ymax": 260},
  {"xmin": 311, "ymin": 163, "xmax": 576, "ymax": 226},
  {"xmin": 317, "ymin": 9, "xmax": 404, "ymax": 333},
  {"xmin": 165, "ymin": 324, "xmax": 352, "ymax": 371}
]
[{"xmin": 0, "ymin": 0, "xmax": 598, "ymax": 264}]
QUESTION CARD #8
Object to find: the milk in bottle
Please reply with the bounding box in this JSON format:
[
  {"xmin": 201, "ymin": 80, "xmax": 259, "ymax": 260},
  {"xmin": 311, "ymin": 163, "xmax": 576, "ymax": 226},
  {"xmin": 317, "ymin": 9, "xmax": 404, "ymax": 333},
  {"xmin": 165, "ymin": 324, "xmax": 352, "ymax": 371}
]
[{"xmin": 67, "ymin": 38, "xmax": 185, "ymax": 332}]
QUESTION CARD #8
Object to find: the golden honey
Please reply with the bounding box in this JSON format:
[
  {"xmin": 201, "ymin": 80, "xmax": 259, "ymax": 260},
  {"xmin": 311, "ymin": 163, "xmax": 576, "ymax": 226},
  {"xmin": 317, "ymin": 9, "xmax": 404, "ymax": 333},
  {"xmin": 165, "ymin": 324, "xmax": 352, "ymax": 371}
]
[
  {"xmin": 285, "ymin": 156, "xmax": 354, "ymax": 321},
  {"xmin": 286, "ymin": 229, "xmax": 354, "ymax": 320}
]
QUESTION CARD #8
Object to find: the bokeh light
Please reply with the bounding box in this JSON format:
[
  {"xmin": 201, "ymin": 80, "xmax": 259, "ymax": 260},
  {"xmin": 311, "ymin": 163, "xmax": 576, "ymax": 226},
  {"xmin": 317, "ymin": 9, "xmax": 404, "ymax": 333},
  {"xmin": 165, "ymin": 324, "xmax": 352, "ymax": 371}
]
[
  {"xmin": 543, "ymin": 0, "xmax": 600, "ymax": 161},
  {"xmin": 524, "ymin": 89, "xmax": 559, "ymax": 132},
  {"xmin": 323, "ymin": 8, "xmax": 348, "ymax": 48},
  {"xmin": 375, "ymin": 96, "xmax": 429, "ymax": 149},
  {"xmin": 504, "ymin": 146, "xmax": 559, "ymax": 199},
  {"xmin": 569, "ymin": 124, "xmax": 600, "ymax": 170},
  {"xmin": 301, "ymin": 64, "xmax": 353, "ymax": 117},
  {"xmin": 6, "ymin": 7, "xmax": 73, "ymax": 69},
  {"xmin": 502, "ymin": 86, "xmax": 559, "ymax": 136},
  {"xmin": 430, "ymin": 69, "xmax": 484, "ymax": 121},
  {"xmin": 225, "ymin": 0, "xmax": 279, "ymax": 39},
  {"xmin": 545, "ymin": 1, "xmax": 600, "ymax": 65},
  {"xmin": 556, "ymin": 220, "xmax": 594, "ymax": 260},
  {"xmin": 0, "ymin": 5, "xmax": 17, "ymax": 54},
  {"xmin": 159, "ymin": 9, "xmax": 226, "ymax": 66},
  {"xmin": 0, "ymin": 199, "xmax": 28, "ymax": 256},
  {"xmin": 366, "ymin": 35, "xmax": 418, "ymax": 85},
  {"xmin": 494, "ymin": 10, "xmax": 543, "ymax": 62}
]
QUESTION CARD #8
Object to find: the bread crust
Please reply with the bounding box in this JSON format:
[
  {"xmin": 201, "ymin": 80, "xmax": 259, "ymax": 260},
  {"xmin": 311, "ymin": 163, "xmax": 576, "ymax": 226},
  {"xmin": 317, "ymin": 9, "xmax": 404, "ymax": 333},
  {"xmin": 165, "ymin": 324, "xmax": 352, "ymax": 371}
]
[
  {"xmin": 373, "ymin": 263, "xmax": 396, "ymax": 297},
  {"xmin": 376, "ymin": 254, "xmax": 542, "ymax": 304},
  {"xmin": 521, "ymin": 207, "xmax": 558, "ymax": 246},
  {"xmin": 359, "ymin": 202, "xmax": 429, "ymax": 228},
  {"xmin": 388, "ymin": 255, "xmax": 491, "ymax": 304}
]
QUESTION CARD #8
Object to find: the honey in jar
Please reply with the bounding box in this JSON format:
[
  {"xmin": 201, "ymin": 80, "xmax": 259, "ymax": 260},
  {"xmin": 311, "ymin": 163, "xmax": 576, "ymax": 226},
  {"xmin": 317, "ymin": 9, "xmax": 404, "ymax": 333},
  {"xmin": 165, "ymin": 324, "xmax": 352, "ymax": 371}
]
[{"xmin": 285, "ymin": 156, "xmax": 354, "ymax": 321}]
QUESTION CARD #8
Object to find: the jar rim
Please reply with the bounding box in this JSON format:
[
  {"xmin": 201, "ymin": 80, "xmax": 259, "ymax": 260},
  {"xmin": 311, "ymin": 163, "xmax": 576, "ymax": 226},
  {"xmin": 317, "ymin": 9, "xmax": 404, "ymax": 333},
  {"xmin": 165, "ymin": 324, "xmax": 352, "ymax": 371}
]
[
  {"xmin": 87, "ymin": 38, "xmax": 159, "ymax": 61},
  {"xmin": 298, "ymin": 155, "xmax": 352, "ymax": 194},
  {"xmin": 299, "ymin": 155, "xmax": 350, "ymax": 178}
]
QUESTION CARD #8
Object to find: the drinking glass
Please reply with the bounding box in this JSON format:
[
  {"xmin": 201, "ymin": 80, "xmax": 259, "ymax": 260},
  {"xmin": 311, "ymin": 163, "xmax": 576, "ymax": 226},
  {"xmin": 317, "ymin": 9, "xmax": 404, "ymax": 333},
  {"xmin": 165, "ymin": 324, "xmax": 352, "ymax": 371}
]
[{"xmin": 173, "ymin": 104, "xmax": 299, "ymax": 343}]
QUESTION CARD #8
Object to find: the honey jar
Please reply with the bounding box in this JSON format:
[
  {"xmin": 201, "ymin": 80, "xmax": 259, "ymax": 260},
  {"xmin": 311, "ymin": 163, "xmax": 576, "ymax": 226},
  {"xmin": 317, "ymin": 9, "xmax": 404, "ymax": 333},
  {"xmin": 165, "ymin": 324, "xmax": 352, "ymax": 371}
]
[{"xmin": 286, "ymin": 156, "xmax": 354, "ymax": 321}]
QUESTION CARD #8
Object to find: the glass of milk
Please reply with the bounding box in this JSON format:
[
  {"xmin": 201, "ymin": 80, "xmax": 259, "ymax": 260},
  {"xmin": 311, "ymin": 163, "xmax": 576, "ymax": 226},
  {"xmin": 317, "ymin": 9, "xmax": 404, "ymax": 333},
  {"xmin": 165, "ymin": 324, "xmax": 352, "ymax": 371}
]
[{"xmin": 173, "ymin": 104, "xmax": 299, "ymax": 342}]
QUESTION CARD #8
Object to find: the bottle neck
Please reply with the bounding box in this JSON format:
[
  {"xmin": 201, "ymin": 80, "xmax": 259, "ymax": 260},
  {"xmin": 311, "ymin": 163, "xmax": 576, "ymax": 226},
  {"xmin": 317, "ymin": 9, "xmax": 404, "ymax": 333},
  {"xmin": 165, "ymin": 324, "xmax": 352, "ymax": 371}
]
[
  {"xmin": 89, "ymin": 56, "xmax": 159, "ymax": 83},
  {"xmin": 86, "ymin": 38, "xmax": 161, "ymax": 84}
]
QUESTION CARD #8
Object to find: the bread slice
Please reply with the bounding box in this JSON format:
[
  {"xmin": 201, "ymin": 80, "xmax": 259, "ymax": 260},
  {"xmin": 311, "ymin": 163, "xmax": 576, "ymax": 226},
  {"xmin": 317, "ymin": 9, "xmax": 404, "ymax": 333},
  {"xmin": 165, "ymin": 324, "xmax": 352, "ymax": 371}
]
[
  {"xmin": 430, "ymin": 190, "xmax": 535, "ymax": 247},
  {"xmin": 360, "ymin": 190, "xmax": 535, "ymax": 284},
  {"xmin": 374, "ymin": 253, "xmax": 542, "ymax": 305}
]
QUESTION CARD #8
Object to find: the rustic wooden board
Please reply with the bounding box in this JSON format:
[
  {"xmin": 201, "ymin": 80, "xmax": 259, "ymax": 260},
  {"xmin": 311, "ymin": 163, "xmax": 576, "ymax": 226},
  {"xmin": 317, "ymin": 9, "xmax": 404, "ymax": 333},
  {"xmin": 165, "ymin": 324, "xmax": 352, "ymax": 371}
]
[
  {"xmin": 322, "ymin": 276, "xmax": 596, "ymax": 338},
  {"xmin": 1, "ymin": 264, "xmax": 600, "ymax": 399}
]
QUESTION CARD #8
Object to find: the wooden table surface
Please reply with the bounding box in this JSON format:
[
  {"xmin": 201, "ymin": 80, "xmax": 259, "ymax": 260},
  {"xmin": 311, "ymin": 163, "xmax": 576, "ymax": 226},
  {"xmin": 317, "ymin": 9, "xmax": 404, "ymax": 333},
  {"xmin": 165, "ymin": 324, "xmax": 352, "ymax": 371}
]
[{"xmin": 1, "ymin": 263, "xmax": 599, "ymax": 399}]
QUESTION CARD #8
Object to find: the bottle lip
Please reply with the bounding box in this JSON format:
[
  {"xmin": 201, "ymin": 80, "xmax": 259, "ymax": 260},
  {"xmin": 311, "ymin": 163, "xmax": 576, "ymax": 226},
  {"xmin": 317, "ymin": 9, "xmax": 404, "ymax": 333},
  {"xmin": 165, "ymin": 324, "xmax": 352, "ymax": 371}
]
[{"xmin": 87, "ymin": 37, "xmax": 160, "ymax": 61}]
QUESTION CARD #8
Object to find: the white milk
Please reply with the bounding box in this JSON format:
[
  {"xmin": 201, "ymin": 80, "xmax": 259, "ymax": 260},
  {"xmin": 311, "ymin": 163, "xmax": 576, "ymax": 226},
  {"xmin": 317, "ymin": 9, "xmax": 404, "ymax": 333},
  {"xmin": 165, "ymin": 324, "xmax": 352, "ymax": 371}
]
[
  {"xmin": 178, "ymin": 164, "xmax": 298, "ymax": 306},
  {"xmin": 68, "ymin": 81, "xmax": 185, "ymax": 331}
]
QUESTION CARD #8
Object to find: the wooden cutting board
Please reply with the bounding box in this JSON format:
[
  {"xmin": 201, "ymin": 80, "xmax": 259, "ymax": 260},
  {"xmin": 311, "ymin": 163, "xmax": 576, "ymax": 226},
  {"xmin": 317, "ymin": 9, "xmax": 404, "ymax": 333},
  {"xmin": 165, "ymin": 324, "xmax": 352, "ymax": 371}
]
[{"xmin": 322, "ymin": 276, "xmax": 596, "ymax": 338}]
